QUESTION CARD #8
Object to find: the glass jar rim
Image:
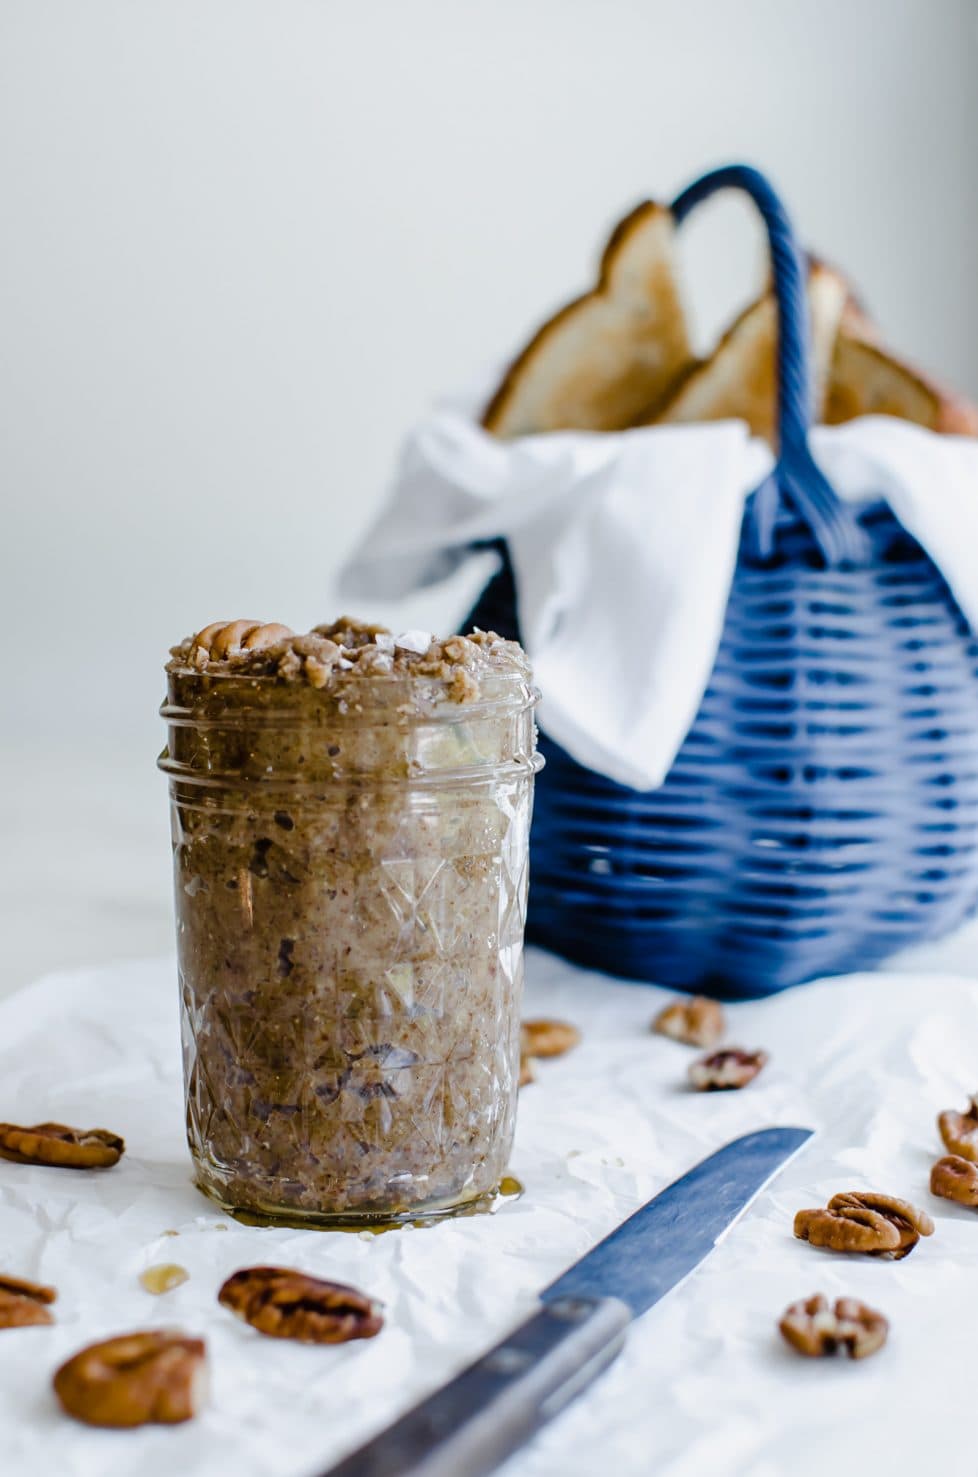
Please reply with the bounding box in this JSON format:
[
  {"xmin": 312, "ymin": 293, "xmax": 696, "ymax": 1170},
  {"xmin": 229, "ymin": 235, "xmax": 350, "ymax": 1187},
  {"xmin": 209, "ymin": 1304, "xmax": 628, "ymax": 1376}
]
[
  {"xmin": 159, "ymin": 663, "xmax": 543, "ymax": 788},
  {"xmin": 161, "ymin": 665, "xmax": 540, "ymax": 730}
]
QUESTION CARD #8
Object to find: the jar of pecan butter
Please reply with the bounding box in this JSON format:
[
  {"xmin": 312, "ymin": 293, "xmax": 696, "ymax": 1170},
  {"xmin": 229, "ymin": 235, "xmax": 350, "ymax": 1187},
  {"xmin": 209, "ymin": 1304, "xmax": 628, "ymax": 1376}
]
[{"xmin": 159, "ymin": 618, "xmax": 541, "ymax": 1227}]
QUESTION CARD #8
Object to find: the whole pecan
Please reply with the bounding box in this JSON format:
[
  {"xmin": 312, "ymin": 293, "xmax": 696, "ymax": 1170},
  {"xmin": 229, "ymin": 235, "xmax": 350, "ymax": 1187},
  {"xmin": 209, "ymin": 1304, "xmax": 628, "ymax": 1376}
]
[
  {"xmin": 688, "ymin": 1048, "xmax": 768, "ymax": 1091},
  {"xmin": 521, "ymin": 1020, "xmax": 581, "ymax": 1058},
  {"xmin": 53, "ymin": 1330, "xmax": 207, "ymax": 1427},
  {"xmin": 652, "ymin": 996, "xmax": 725, "ymax": 1049},
  {"xmin": 794, "ymin": 1191, "xmax": 935, "ymax": 1260},
  {"xmin": 218, "ymin": 1267, "xmax": 383, "ymax": 1344},
  {"xmin": 938, "ymin": 1094, "xmax": 978, "ymax": 1162},
  {"xmin": 0, "ymin": 1274, "xmax": 57, "ymax": 1329},
  {"xmin": 779, "ymin": 1293, "xmax": 888, "ymax": 1359},
  {"xmin": 931, "ymin": 1154, "xmax": 978, "ymax": 1207},
  {"xmin": 0, "ymin": 1122, "xmax": 124, "ymax": 1169}
]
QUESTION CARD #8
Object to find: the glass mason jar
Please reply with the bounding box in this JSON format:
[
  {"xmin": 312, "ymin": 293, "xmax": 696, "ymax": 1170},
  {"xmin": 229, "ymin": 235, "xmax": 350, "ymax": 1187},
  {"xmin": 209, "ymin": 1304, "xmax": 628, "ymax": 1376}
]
[{"xmin": 159, "ymin": 639, "xmax": 541, "ymax": 1227}]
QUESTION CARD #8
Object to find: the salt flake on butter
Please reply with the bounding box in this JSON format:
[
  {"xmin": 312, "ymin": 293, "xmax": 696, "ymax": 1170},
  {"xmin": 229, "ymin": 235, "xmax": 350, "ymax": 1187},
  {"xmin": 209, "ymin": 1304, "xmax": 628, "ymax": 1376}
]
[{"xmin": 395, "ymin": 630, "xmax": 432, "ymax": 655}]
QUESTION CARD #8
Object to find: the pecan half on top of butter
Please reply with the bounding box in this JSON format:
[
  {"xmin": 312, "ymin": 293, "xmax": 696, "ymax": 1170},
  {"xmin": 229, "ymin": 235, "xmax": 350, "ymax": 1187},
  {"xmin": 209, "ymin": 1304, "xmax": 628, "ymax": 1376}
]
[
  {"xmin": 0, "ymin": 1274, "xmax": 57, "ymax": 1329},
  {"xmin": 794, "ymin": 1191, "xmax": 934, "ymax": 1260},
  {"xmin": 779, "ymin": 1293, "xmax": 888, "ymax": 1360},
  {"xmin": 53, "ymin": 1331, "xmax": 208, "ymax": 1427},
  {"xmin": 0, "ymin": 1122, "xmax": 124, "ymax": 1169},
  {"xmin": 218, "ymin": 1266, "xmax": 383, "ymax": 1344},
  {"xmin": 188, "ymin": 619, "xmax": 296, "ymax": 669},
  {"xmin": 652, "ymin": 996, "xmax": 725, "ymax": 1049}
]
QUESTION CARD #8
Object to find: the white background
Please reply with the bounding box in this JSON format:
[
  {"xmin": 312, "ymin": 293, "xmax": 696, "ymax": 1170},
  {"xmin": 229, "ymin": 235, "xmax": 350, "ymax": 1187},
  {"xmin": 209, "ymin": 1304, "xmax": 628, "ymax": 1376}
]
[{"xmin": 1, "ymin": 0, "xmax": 978, "ymax": 996}]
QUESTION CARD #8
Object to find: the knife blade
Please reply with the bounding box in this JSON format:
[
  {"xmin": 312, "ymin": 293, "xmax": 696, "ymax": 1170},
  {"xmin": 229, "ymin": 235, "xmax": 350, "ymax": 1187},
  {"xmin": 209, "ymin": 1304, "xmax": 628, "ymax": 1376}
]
[{"xmin": 320, "ymin": 1126, "xmax": 812, "ymax": 1477}]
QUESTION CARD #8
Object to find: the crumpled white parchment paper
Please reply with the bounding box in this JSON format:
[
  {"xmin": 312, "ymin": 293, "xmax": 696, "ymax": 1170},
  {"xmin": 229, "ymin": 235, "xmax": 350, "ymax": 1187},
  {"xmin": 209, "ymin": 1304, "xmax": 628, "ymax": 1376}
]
[{"xmin": 2, "ymin": 950, "xmax": 977, "ymax": 1477}]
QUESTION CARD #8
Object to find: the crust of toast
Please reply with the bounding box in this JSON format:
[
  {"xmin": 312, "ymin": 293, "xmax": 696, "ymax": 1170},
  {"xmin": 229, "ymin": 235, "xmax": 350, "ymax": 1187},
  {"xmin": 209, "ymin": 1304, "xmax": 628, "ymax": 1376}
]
[
  {"xmin": 482, "ymin": 202, "xmax": 693, "ymax": 437},
  {"xmin": 643, "ymin": 264, "xmax": 848, "ymax": 443},
  {"xmin": 826, "ymin": 326, "xmax": 978, "ymax": 435},
  {"xmin": 483, "ymin": 202, "xmax": 976, "ymax": 441}
]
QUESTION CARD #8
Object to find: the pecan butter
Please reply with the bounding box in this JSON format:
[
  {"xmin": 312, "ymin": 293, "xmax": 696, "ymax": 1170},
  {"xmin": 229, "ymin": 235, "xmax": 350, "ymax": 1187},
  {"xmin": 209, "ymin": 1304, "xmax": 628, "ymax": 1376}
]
[{"xmin": 160, "ymin": 618, "xmax": 541, "ymax": 1225}]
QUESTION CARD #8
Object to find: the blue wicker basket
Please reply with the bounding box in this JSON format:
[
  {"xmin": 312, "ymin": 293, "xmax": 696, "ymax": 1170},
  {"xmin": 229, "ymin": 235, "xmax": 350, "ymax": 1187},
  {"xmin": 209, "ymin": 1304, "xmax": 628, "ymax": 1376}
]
[{"xmin": 468, "ymin": 164, "xmax": 978, "ymax": 998}]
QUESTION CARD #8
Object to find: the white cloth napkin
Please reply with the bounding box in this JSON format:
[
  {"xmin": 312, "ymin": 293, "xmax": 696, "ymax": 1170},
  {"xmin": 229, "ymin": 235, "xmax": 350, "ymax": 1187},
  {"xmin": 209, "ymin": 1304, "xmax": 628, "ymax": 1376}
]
[{"xmin": 341, "ymin": 412, "xmax": 978, "ymax": 790}]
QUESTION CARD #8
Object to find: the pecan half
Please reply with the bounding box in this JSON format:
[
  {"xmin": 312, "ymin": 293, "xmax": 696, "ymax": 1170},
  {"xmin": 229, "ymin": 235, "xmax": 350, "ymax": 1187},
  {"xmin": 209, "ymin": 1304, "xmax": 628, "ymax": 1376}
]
[
  {"xmin": 779, "ymin": 1294, "xmax": 888, "ymax": 1359},
  {"xmin": 217, "ymin": 1267, "xmax": 383, "ymax": 1344},
  {"xmin": 189, "ymin": 620, "xmax": 295, "ymax": 666},
  {"xmin": 931, "ymin": 1154, "xmax": 978, "ymax": 1207},
  {"xmin": 0, "ymin": 1122, "xmax": 124, "ymax": 1169},
  {"xmin": 521, "ymin": 1020, "xmax": 581, "ymax": 1058},
  {"xmin": 53, "ymin": 1331, "xmax": 207, "ymax": 1427},
  {"xmin": 688, "ymin": 1047, "xmax": 767, "ymax": 1091},
  {"xmin": 652, "ymin": 996, "xmax": 725, "ymax": 1048},
  {"xmin": 0, "ymin": 1274, "xmax": 57, "ymax": 1329},
  {"xmin": 938, "ymin": 1094, "xmax": 978, "ymax": 1162},
  {"xmin": 794, "ymin": 1191, "xmax": 935, "ymax": 1260}
]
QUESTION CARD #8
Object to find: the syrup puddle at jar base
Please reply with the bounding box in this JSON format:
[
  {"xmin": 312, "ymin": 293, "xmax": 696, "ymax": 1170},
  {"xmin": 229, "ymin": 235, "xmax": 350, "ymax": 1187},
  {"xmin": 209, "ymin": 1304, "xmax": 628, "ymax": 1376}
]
[{"xmin": 195, "ymin": 1173, "xmax": 526, "ymax": 1233}]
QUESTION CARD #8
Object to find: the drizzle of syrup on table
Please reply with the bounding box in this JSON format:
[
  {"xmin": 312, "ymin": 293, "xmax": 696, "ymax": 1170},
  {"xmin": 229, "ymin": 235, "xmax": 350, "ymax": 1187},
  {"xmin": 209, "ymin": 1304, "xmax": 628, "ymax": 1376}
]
[{"xmin": 140, "ymin": 1263, "xmax": 189, "ymax": 1294}]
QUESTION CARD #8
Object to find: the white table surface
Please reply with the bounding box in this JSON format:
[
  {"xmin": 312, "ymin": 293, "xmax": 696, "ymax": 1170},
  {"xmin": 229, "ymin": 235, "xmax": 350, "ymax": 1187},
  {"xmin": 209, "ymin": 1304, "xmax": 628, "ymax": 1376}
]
[{"xmin": 4, "ymin": 743, "xmax": 978, "ymax": 1476}]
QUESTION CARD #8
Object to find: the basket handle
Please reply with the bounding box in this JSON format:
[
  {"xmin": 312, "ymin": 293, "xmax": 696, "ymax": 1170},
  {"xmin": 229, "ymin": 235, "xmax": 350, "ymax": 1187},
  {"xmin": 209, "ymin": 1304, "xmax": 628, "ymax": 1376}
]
[{"xmin": 671, "ymin": 164, "xmax": 869, "ymax": 565}]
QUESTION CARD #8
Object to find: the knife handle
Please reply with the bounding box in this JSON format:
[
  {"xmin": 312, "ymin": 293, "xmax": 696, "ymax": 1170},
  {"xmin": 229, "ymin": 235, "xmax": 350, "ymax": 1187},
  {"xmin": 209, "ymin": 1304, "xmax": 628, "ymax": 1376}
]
[{"xmin": 321, "ymin": 1294, "xmax": 631, "ymax": 1477}]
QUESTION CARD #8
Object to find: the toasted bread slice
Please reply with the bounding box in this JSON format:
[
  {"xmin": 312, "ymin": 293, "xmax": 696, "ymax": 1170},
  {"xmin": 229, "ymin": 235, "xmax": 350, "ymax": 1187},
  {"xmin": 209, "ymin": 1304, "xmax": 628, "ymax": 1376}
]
[
  {"xmin": 482, "ymin": 202, "xmax": 693, "ymax": 437},
  {"xmin": 826, "ymin": 321, "xmax": 978, "ymax": 435},
  {"xmin": 645, "ymin": 263, "xmax": 849, "ymax": 443}
]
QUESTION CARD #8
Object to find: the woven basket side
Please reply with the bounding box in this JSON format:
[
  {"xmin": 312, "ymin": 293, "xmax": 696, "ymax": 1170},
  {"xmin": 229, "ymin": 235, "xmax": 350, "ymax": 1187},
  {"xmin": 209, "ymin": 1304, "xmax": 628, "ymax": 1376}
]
[{"xmin": 471, "ymin": 507, "xmax": 978, "ymax": 996}]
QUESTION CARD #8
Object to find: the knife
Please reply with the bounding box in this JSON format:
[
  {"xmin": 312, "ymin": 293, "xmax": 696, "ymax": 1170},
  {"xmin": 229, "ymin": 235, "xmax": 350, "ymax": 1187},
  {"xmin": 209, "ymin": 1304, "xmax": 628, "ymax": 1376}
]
[{"xmin": 320, "ymin": 1126, "xmax": 811, "ymax": 1477}]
